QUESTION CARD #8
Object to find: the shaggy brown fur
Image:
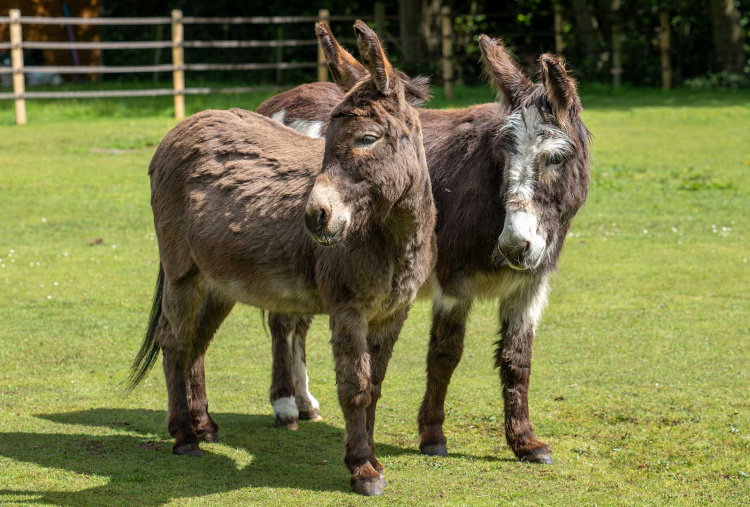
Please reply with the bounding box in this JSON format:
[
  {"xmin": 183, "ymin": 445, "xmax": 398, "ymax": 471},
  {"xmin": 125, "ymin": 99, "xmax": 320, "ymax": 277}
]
[
  {"xmin": 129, "ymin": 21, "xmax": 436, "ymax": 497},
  {"xmin": 255, "ymin": 29, "xmax": 591, "ymax": 466}
]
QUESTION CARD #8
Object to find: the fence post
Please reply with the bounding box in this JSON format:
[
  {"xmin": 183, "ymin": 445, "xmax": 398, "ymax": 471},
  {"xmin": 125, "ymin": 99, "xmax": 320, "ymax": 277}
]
[
  {"xmin": 374, "ymin": 3, "xmax": 385, "ymax": 38},
  {"xmin": 171, "ymin": 9, "xmax": 185, "ymax": 121},
  {"xmin": 317, "ymin": 9, "xmax": 330, "ymax": 82},
  {"xmin": 10, "ymin": 9, "xmax": 26, "ymax": 126},
  {"xmin": 441, "ymin": 6, "xmax": 453, "ymax": 100},
  {"xmin": 611, "ymin": 0, "xmax": 622, "ymax": 88},
  {"xmin": 554, "ymin": 3, "xmax": 564, "ymax": 54},
  {"xmin": 659, "ymin": 5, "xmax": 671, "ymax": 90},
  {"xmin": 275, "ymin": 26, "xmax": 284, "ymax": 84}
]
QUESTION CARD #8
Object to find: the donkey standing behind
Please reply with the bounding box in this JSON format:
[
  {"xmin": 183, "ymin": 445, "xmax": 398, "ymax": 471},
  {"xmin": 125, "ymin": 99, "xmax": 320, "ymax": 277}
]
[
  {"xmin": 255, "ymin": 25, "xmax": 591, "ymax": 464},
  {"xmin": 129, "ymin": 22, "xmax": 436, "ymax": 496}
]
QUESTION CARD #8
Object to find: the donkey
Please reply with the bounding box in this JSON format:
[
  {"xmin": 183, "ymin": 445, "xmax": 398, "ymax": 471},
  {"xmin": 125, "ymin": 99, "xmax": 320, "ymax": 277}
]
[
  {"xmin": 252, "ymin": 25, "xmax": 591, "ymax": 465},
  {"xmin": 128, "ymin": 21, "xmax": 436, "ymax": 496}
]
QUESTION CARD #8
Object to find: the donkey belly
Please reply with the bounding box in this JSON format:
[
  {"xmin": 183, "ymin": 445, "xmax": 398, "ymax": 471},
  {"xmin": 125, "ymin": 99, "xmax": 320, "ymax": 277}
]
[{"xmin": 216, "ymin": 272, "xmax": 327, "ymax": 314}]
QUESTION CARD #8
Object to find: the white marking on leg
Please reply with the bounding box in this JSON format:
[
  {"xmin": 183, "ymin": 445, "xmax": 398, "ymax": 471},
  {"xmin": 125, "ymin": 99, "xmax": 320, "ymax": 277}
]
[
  {"xmin": 288, "ymin": 119, "xmax": 325, "ymax": 139},
  {"xmin": 498, "ymin": 274, "xmax": 549, "ymax": 335},
  {"xmin": 292, "ymin": 332, "xmax": 320, "ymax": 411},
  {"xmin": 432, "ymin": 275, "xmax": 459, "ymax": 313},
  {"xmin": 273, "ymin": 396, "xmax": 299, "ymax": 421},
  {"xmin": 270, "ymin": 109, "xmax": 286, "ymax": 124}
]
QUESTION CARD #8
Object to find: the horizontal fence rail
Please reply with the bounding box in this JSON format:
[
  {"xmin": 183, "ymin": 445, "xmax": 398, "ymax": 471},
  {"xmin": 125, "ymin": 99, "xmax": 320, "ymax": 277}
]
[
  {"xmin": 0, "ymin": 86, "xmax": 288, "ymax": 100},
  {"xmin": 0, "ymin": 5, "xmax": 528, "ymax": 124}
]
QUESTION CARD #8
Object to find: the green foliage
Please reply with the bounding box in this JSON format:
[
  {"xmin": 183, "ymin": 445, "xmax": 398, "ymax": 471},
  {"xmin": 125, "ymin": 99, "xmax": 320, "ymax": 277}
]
[
  {"xmin": 0, "ymin": 87, "xmax": 749, "ymax": 505},
  {"xmin": 684, "ymin": 71, "xmax": 750, "ymax": 90}
]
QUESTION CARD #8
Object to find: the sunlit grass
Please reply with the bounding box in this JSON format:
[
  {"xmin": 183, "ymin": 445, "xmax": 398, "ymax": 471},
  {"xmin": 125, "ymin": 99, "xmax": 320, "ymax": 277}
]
[{"xmin": 0, "ymin": 86, "xmax": 748, "ymax": 505}]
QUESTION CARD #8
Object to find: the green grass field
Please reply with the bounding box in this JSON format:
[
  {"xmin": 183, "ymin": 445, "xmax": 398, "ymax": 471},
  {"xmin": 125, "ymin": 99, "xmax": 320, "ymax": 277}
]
[{"xmin": 0, "ymin": 85, "xmax": 749, "ymax": 506}]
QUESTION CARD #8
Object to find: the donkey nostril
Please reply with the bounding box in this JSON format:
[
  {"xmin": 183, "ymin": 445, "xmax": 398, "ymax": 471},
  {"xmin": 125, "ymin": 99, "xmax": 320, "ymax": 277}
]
[
  {"xmin": 521, "ymin": 241, "xmax": 531, "ymax": 254},
  {"xmin": 318, "ymin": 208, "xmax": 328, "ymax": 229}
]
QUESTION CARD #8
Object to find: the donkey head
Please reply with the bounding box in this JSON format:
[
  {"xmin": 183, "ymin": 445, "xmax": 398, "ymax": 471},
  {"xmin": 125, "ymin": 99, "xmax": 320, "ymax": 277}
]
[
  {"xmin": 305, "ymin": 21, "xmax": 430, "ymax": 246},
  {"xmin": 478, "ymin": 35, "xmax": 590, "ymax": 271}
]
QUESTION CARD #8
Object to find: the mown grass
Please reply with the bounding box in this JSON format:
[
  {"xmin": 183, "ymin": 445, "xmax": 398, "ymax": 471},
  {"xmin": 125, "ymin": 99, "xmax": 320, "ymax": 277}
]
[{"xmin": 0, "ymin": 85, "xmax": 748, "ymax": 506}]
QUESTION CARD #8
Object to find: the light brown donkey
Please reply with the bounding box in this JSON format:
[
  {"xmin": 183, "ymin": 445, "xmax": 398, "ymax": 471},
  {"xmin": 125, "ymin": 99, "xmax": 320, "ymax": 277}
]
[{"xmin": 128, "ymin": 21, "xmax": 436, "ymax": 496}]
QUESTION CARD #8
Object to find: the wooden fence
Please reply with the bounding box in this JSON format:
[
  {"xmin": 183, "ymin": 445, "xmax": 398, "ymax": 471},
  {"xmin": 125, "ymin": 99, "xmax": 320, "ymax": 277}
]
[
  {"xmin": 0, "ymin": 7, "xmax": 460, "ymax": 126},
  {"xmin": 0, "ymin": 6, "xmax": 593, "ymax": 126}
]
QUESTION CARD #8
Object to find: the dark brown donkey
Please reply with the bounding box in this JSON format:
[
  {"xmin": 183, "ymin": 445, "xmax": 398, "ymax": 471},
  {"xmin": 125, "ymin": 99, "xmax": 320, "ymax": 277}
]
[
  {"xmin": 254, "ymin": 25, "xmax": 591, "ymax": 464},
  {"xmin": 128, "ymin": 22, "xmax": 436, "ymax": 496}
]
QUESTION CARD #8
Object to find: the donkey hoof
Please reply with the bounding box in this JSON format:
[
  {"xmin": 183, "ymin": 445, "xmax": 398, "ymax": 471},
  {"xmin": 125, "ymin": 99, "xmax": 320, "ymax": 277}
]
[
  {"xmin": 519, "ymin": 449, "xmax": 553, "ymax": 464},
  {"xmin": 198, "ymin": 431, "xmax": 220, "ymax": 443},
  {"xmin": 298, "ymin": 408, "xmax": 323, "ymax": 421},
  {"xmin": 421, "ymin": 443, "xmax": 448, "ymax": 457},
  {"xmin": 351, "ymin": 477, "xmax": 383, "ymax": 496},
  {"xmin": 274, "ymin": 416, "xmax": 299, "ymax": 431},
  {"xmin": 173, "ymin": 440, "xmax": 202, "ymax": 457},
  {"xmin": 379, "ymin": 474, "xmax": 387, "ymax": 488}
]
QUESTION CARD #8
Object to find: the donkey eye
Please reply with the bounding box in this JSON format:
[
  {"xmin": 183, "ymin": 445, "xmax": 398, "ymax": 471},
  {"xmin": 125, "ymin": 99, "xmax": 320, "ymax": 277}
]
[
  {"xmin": 547, "ymin": 153, "xmax": 564, "ymax": 166},
  {"xmin": 361, "ymin": 134, "xmax": 379, "ymax": 144}
]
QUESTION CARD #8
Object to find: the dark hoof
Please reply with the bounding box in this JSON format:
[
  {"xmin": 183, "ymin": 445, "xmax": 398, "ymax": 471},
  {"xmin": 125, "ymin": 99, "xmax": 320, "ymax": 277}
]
[
  {"xmin": 173, "ymin": 440, "xmax": 202, "ymax": 457},
  {"xmin": 421, "ymin": 443, "xmax": 448, "ymax": 457},
  {"xmin": 519, "ymin": 450, "xmax": 554, "ymax": 464},
  {"xmin": 351, "ymin": 477, "xmax": 383, "ymax": 496},
  {"xmin": 298, "ymin": 408, "xmax": 323, "ymax": 421},
  {"xmin": 274, "ymin": 416, "xmax": 299, "ymax": 431}
]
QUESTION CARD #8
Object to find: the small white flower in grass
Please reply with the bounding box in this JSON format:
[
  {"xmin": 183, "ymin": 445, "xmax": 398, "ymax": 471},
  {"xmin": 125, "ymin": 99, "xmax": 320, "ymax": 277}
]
[
  {"xmin": 11, "ymin": 259, "xmax": 14, "ymax": 263},
  {"xmin": 30, "ymin": 262, "xmax": 34, "ymax": 267},
  {"xmin": 41, "ymin": 218, "xmax": 47, "ymax": 223},
  {"xmin": 112, "ymin": 244, "xmax": 117, "ymax": 249},
  {"xmin": 35, "ymin": 262, "xmax": 40, "ymax": 266},
  {"xmin": 40, "ymin": 284, "xmax": 44, "ymax": 288},
  {"xmin": 47, "ymin": 295, "xmax": 52, "ymax": 300},
  {"xmin": 9, "ymin": 249, "xmax": 14, "ymax": 253},
  {"xmin": 54, "ymin": 282, "xmax": 58, "ymax": 286},
  {"xmin": 63, "ymin": 252, "xmax": 68, "ymax": 257},
  {"xmin": 671, "ymin": 227, "xmax": 678, "ymax": 233},
  {"xmin": 643, "ymin": 229, "xmax": 648, "ymax": 234},
  {"xmin": 1, "ymin": 264, "xmax": 4, "ymax": 268}
]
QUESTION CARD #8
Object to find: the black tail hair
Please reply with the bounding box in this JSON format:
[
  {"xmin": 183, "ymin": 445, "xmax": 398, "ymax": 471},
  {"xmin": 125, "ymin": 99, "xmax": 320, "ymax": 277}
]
[{"xmin": 126, "ymin": 264, "xmax": 164, "ymax": 392}]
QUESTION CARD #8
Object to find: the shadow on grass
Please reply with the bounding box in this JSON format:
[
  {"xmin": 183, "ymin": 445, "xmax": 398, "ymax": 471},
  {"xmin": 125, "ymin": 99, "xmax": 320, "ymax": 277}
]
[{"xmin": 0, "ymin": 408, "xmax": 509, "ymax": 505}]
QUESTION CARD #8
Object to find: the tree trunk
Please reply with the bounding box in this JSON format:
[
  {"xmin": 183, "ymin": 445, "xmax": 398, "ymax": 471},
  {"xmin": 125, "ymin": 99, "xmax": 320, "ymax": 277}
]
[
  {"xmin": 710, "ymin": 0, "xmax": 746, "ymax": 74},
  {"xmin": 570, "ymin": 0, "xmax": 600, "ymax": 63},
  {"xmin": 399, "ymin": 0, "xmax": 424, "ymax": 63}
]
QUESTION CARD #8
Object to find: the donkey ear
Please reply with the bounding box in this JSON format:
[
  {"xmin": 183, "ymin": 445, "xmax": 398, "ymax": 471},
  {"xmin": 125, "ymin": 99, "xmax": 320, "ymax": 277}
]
[
  {"xmin": 401, "ymin": 74, "xmax": 431, "ymax": 107},
  {"xmin": 353, "ymin": 20, "xmax": 397, "ymax": 95},
  {"xmin": 478, "ymin": 35, "xmax": 532, "ymax": 109},
  {"xmin": 540, "ymin": 54, "xmax": 579, "ymax": 124},
  {"xmin": 315, "ymin": 22, "xmax": 368, "ymax": 91}
]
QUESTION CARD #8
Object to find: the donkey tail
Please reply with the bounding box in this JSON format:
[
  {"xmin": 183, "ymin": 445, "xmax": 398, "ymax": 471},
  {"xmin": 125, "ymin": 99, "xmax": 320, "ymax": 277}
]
[{"xmin": 126, "ymin": 264, "xmax": 164, "ymax": 392}]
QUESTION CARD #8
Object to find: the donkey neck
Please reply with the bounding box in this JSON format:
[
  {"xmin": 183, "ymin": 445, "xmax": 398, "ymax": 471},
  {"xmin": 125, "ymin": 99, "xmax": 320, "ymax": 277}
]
[{"xmin": 381, "ymin": 166, "xmax": 435, "ymax": 251}]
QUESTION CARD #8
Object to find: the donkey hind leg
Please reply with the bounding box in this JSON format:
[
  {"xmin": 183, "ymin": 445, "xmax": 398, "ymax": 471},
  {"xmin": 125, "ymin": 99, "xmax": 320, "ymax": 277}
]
[
  {"xmin": 157, "ymin": 273, "xmax": 204, "ymax": 457},
  {"xmin": 188, "ymin": 291, "xmax": 235, "ymax": 443},
  {"xmin": 290, "ymin": 316, "xmax": 322, "ymax": 421},
  {"xmin": 269, "ymin": 312, "xmax": 301, "ymax": 430},
  {"xmin": 418, "ymin": 291, "xmax": 472, "ymax": 457},
  {"xmin": 365, "ymin": 310, "xmax": 406, "ymax": 490},
  {"xmin": 495, "ymin": 274, "xmax": 552, "ymax": 464},
  {"xmin": 331, "ymin": 310, "xmax": 382, "ymax": 496}
]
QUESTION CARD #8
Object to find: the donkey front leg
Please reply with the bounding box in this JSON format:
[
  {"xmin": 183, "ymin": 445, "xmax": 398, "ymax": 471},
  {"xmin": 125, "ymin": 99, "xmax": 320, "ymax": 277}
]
[
  {"xmin": 365, "ymin": 310, "xmax": 406, "ymax": 488},
  {"xmin": 418, "ymin": 289, "xmax": 472, "ymax": 457},
  {"xmin": 269, "ymin": 313, "xmax": 300, "ymax": 430},
  {"xmin": 330, "ymin": 310, "xmax": 382, "ymax": 496},
  {"xmin": 290, "ymin": 316, "xmax": 322, "ymax": 421},
  {"xmin": 495, "ymin": 274, "xmax": 552, "ymax": 464},
  {"xmin": 269, "ymin": 313, "xmax": 320, "ymax": 429}
]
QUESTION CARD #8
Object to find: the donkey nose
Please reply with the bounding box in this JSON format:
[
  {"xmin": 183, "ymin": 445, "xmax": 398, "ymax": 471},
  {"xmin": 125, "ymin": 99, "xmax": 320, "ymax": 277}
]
[
  {"xmin": 305, "ymin": 204, "xmax": 331, "ymax": 235},
  {"xmin": 520, "ymin": 241, "xmax": 530, "ymax": 254}
]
